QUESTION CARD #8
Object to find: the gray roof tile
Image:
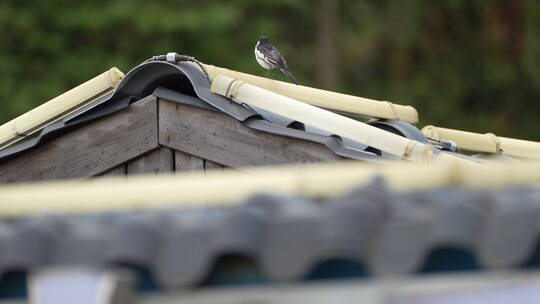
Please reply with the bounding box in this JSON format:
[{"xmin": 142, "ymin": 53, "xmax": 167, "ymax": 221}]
[{"xmin": 0, "ymin": 181, "xmax": 539, "ymax": 289}]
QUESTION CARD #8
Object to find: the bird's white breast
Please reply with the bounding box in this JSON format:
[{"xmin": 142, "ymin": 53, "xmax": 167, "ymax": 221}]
[{"xmin": 255, "ymin": 44, "xmax": 272, "ymax": 69}]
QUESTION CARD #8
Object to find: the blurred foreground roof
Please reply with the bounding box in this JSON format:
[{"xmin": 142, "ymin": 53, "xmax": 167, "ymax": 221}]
[{"xmin": 1, "ymin": 181, "xmax": 540, "ymax": 289}]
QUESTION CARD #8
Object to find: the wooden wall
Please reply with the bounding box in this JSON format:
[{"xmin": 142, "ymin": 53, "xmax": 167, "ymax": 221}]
[
  {"xmin": 0, "ymin": 96, "xmax": 159, "ymax": 183},
  {"xmin": 0, "ymin": 95, "xmax": 342, "ymax": 184},
  {"xmin": 99, "ymin": 148, "xmax": 225, "ymax": 178}
]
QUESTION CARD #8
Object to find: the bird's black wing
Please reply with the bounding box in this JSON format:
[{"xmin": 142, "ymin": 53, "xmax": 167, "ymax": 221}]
[
  {"xmin": 257, "ymin": 41, "xmax": 298, "ymax": 84},
  {"xmin": 259, "ymin": 43, "xmax": 288, "ymax": 70}
]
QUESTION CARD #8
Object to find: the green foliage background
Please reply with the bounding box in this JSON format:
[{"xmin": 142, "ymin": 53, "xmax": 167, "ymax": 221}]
[{"xmin": 1, "ymin": 0, "xmax": 539, "ymax": 139}]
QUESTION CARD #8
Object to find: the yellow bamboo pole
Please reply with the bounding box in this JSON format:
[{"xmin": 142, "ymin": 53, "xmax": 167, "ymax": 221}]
[
  {"xmin": 0, "ymin": 160, "xmax": 539, "ymax": 217},
  {"xmin": 202, "ymin": 64, "xmax": 419, "ymax": 124},
  {"xmin": 211, "ymin": 75, "xmax": 432, "ymax": 163},
  {"xmin": 0, "ymin": 68, "xmax": 124, "ymax": 150},
  {"xmin": 422, "ymin": 125, "xmax": 540, "ymax": 161}
]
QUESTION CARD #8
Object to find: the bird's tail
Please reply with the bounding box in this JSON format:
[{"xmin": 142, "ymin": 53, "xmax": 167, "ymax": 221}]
[{"xmin": 280, "ymin": 68, "xmax": 298, "ymax": 85}]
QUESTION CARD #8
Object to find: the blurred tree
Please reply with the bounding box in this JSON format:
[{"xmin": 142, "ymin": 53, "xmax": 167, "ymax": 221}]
[
  {"xmin": 0, "ymin": 0, "xmax": 539, "ymax": 140},
  {"xmin": 316, "ymin": 0, "xmax": 339, "ymax": 89}
]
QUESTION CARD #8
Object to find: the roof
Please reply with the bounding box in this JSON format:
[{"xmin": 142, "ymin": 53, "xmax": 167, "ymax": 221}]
[
  {"xmin": 2, "ymin": 54, "xmax": 540, "ymax": 301},
  {"xmin": 0, "ymin": 60, "xmax": 393, "ymax": 163},
  {"xmin": 0, "ymin": 60, "xmax": 408, "ymax": 183},
  {"xmin": 0, "ymin": 180, "xmax": 539, "ymax": 289},
  {"xmin": 1, "ymin": 54, "xmax": 539, "ymax": 175},
  {"xmin": 0, "ymin": 158, "xmax": 537, "ymax": 299}
]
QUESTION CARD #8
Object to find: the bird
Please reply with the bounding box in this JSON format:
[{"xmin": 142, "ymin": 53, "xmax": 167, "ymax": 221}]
[{"xmin": 255, "ymin": 36, "xmax": 298, "ymax": 85}]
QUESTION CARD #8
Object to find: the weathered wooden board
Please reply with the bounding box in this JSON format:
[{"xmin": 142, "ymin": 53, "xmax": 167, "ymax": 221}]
[
  {"xmin": 158, "ymin": 99, "xmax": 342, "ymax": 168},
  {"xmin": 127, "ymin": 147, "xmax": 174, "ymax": 175},
  {"xmin": 98, "ymin": 165, "xmax": 126, "ymax": 178},
  {"xmin": 204, "ymin": 160, "xmax": 224, "ymax": 172},
  {"xmin": 174, "ymin": 150, "xmax": 204, "ymax": 172},
  {"xmin": 0, "ymin": 96, "xmax": 159, "ymax": 183}
]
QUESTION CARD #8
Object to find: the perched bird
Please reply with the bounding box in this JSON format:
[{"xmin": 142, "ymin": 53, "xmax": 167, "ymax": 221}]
[{"xmin": 255, "ymin": 36, "xmax": 298, "ymax": 84}]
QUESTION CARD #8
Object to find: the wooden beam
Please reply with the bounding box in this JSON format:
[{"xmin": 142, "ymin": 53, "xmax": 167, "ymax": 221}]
[
  {"xmin": 158, "ymin": 99, "xmax": 342, "ymax": 168},
  {"xmin": 0, "ymin": 96, "xmax": 159, "ymax": 183},
  {"xmin": 127, "ymin": 147, "xmax": 174, "ymax": 176}
]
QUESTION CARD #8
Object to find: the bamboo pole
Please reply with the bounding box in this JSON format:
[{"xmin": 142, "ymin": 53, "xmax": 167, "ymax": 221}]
[
  {"xmin": 0, "ymin": 160, "xmax": 539, "ymax": 217},
  {"xmin": 211, "ymin": 75, "xmax": 432, "ymax": 163},
  {"xmin": 0, "ymin": 68, "xmax": 124, "ymax": 150},
  {"xmin": 202, "ymin": 64, "xmax": 419, "ymax": 124},
  {"xmin": 422, "ymin": 125, "xmax": 540, "ymax": 161}
]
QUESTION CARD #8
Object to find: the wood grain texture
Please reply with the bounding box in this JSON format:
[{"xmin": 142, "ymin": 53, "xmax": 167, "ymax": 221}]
[
  {"xmin": 0, "ymin": 96, "xmax": 158, "ymax": 183},
  {"xmin": 158, "ymin": 99, "xmax": 342, "ymax": 168},
  {"xmin": 127, "ymin": 147, "xmax": 174, "ymax": 175},
  {"xmin": 174, "ymin": 150, "xmax": 204, "ymax": 172},
  {"xmin": 98, "ymin": 165, "xmax": 126, "ymax": 178},
  {"xmin": 204, "ymin": 160, "xmax": 224, "ymax": 172}
]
